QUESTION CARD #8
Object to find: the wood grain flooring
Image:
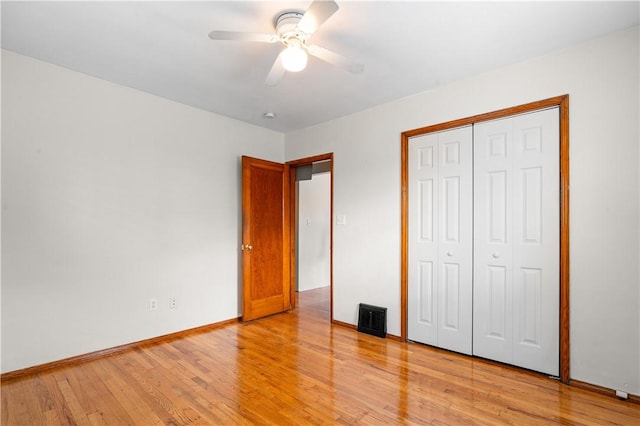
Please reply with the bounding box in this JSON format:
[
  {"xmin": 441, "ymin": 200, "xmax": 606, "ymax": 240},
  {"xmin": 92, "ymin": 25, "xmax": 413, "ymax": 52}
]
[{"xmin": 2, "ymin": 286, "xmax": 639, "ymax": 425}]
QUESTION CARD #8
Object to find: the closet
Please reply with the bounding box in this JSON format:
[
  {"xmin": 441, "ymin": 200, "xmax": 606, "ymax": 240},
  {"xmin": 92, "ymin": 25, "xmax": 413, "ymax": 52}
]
[{"xmin": 407, "ymin": 107, "xmax": 560, "ymax": 376}]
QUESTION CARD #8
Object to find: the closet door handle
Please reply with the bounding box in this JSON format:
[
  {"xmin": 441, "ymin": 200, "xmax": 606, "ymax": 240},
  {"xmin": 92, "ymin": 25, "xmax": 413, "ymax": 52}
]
[
  {"xmin": 447, "ymin": 251, "xmax": 454, "ymax": 257},
  {"xmin": 492, "ymin": 252, "xmax": 500, "ymax": 259}
]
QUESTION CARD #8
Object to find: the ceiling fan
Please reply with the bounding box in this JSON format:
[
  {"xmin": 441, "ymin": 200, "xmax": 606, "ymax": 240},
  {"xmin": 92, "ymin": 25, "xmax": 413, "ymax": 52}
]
[{"xmin": 208, "ymin": 0, "xmax": 364, "ymax": 86}]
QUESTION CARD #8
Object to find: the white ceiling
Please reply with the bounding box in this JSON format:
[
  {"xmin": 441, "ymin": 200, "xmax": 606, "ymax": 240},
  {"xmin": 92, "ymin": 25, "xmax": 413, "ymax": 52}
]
[{"xmin": 2, "ymin": 1, "xmax": 638, "ymax": 133}]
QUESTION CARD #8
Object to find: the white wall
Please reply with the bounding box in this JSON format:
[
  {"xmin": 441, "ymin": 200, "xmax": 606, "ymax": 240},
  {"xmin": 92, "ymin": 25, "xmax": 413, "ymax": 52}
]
[
  {"xmin": 297, "ymin": 173, "xmax": 331, "ymax": 291},
  {"xmin": 285, "ymin": 27, "xmax": 640, "ymax": 395},
  {"xmin": 1, "ymin": 50, "xmax": 284, "ymax": 373}
]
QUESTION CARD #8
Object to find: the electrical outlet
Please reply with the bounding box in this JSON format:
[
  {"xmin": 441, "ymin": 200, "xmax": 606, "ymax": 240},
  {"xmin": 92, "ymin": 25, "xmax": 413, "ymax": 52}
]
[
  {"xmin": 149, "ymin": 298, "xmax": 157, "ymax": 311},
  {"xmin": 616, "ymin": 390, "xmax": 628, "ymax": 399},
  {"xmin": 169, "ymin": 297, "xmax": 177, "ymax": 309}
]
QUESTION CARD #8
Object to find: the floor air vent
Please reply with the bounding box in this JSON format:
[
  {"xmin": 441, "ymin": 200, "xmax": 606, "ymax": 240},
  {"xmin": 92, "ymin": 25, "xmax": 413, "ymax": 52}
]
[{"xmin": 357, "ymin": 303, "xmax": 387, "ymax": 338}]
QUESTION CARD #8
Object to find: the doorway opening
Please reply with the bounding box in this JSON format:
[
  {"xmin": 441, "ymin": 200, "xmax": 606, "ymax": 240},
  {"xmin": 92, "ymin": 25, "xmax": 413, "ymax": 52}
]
[{"xmin": 287, "ymin": 154, "xmax": 334, "ymax": 320}]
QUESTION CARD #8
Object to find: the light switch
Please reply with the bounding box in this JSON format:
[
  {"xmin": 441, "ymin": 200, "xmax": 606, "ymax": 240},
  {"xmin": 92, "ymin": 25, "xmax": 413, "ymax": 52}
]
[{"xmin": 336, "ymin": 214, "xmax": 346, "ymax": 225}]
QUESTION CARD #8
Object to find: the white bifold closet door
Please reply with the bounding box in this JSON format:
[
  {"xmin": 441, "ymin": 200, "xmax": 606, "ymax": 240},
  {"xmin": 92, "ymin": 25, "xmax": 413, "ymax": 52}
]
[
  {"xmin": 408, "ymin": 126, "xmax": 473, "ymax": 355},
  {"xmin": 473, "ymin": 108, "xmax": 559, "ymax": 376}
]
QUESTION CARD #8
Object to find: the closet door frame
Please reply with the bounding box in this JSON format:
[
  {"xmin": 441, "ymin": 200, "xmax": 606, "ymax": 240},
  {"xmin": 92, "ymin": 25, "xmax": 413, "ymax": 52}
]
[{"xmin": 400, "ymin": 95, "xmax": 570, "ymax": 383}]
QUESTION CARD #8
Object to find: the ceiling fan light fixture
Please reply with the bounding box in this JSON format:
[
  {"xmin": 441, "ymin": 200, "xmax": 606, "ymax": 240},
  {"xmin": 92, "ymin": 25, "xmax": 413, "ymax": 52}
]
[
  {"xmin": 281, "ymin": 43, "xmax": 308, "ymax": 72},
  {"xmin": 208, "ymin": 1, "xmax": 361, "ymax": 85}
]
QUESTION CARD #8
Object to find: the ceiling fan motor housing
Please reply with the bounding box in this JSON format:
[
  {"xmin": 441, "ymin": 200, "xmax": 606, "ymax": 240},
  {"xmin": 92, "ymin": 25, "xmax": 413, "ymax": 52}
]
[{"xmin": 275, "ymin": 11, "xmax": 308, "ymax": 46}]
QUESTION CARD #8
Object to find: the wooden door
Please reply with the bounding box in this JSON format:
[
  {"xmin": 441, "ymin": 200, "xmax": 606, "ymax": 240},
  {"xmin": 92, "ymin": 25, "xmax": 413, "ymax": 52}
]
[
  {"xmin": 408, "ymin": 126, "xmax": 473, "ymax": 355},
  {"xmin": 241, "ymin": 156, "xmax": 291, "ymax": 321},
  {"xmin": 473, "ymin": 108, "xmax": 559, "ymax": 376}
]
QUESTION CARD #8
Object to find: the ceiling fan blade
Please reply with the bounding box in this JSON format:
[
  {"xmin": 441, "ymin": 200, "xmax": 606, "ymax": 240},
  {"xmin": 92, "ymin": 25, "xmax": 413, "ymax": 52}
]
[
  {"xmin": 208, "ymin": 31, "xmax": 279, "ymax": 43},
  {"xmin": 297, "ymin": 0, "xmax": 339, "ymax": 35},
  {"xmin": 265, "ymin": 53, "xmax": 287, "ymax": 86},
  {"xmin": 307, "ymin": 45, "xmax": 364, "ymax": 74}
]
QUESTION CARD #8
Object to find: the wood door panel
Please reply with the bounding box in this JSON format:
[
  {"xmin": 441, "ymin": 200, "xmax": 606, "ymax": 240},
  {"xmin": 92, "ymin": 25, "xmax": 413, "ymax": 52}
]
[
  {"xmin": 248, "ymin": 165, "xmax": 284, "ymax": 300},
  {"xmin": 246, "ymin": 295, "xmax": 286, "ymax": 320},
  {"xmin": 242, "ymin": 156, "xmax": 290, "ymax": 321}
]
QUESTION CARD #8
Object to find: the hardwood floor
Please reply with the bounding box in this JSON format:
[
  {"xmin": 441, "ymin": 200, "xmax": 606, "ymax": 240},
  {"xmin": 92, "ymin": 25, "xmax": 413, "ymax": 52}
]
[{"xmin": 2, "ymin": 286, "xmax": 638, "ymax": 425}]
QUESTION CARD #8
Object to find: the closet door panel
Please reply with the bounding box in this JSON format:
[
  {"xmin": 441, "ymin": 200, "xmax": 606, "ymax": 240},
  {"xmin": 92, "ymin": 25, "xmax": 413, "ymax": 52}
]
[
  {"xmin": 512, "ymin": 109, "xmax": 559, "ymax": 376},
  {"xmin": 408, "ymin": 134, "xmax": 439, "ymax": 345},
  {"xmin": 473, "ymin": 119, "xmax": 514, "ymax": 364},
  {"xmin": 474, "ymin": 108, "xmax": 559, "ymax": 376},
  {"xmin": 437, "ymin": 127, "xmax": 473, "ymax": 354},
  {"xmin": 409, "ymin": 126, "xmax": 472, "ymax": 354}
]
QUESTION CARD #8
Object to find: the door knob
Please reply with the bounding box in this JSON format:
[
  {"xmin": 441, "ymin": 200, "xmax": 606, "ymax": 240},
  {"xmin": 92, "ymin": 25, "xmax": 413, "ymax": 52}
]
[
  {"xmin": 242, "ymin": 244, "xmax": 253, "ymax": 251},
  {"xmin": 447, "ymin": 251, "xmax": 454, "ymax": 257},
  {"xmin": 492, "ymin": 252, "xmax": 500, "ymax": 258}
]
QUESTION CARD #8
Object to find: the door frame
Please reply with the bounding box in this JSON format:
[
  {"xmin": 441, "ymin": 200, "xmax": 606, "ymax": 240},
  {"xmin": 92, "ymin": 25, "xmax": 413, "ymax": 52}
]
[
  {"xmin": 286, "ymin": 153, "xmax": 334, "ymax": 319},
  {"xmin": 400, "ymin": 95, "xmax": 570, "ymax": 383}
]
